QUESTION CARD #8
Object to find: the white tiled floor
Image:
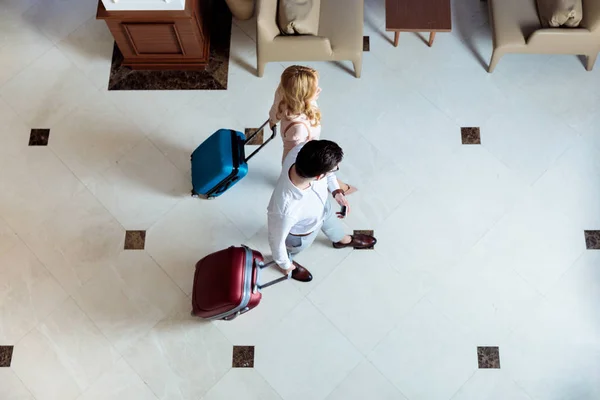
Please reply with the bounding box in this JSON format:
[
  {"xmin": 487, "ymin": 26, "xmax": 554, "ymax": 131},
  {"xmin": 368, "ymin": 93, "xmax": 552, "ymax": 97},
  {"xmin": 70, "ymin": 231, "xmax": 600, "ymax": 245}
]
[{"xmin": 0, "ymin": 0, "xmax": 599, "ymax": 399}]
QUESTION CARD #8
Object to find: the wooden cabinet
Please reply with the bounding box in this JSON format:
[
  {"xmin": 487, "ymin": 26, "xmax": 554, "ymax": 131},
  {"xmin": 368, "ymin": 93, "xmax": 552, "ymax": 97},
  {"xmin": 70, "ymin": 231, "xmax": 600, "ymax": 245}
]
[{"xmin": 97, "ymin": 0, "xmax": 210, "ymax": 70}]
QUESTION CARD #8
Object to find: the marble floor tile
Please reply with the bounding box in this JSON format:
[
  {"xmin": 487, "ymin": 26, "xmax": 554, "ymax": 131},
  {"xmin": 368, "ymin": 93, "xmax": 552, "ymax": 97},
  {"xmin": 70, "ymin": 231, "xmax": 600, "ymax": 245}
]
[
  {"xmin": 425, "ymin": 243, "xmax": 543, "ymax": 344},
  {"xmin": 585, "ymin": 231, "xmax": 600, "ymax": 250},
  {"xmin": 542, "ymin": 251, "xmax": 600, "ymax": 348},
  {"xmin": 363, "ymin": 36, "xmax": 370, "ymax": 52},
  {"xmin": 22, "ymin": 0, "xmax": 98, "ymax": 44},
  {"xmin": 20, "ymin": 190, "xmax": 124, "ymax": 295},
  {"xmin": 84, "ymin": 138, "xmax": 189, "ymax": 230},
  {"xmin": 202, "ymin": 369, "xmax": 282, "ymax": 400},
  {"xmin": 374, "ymin": 188, "xmax": 484, "ymax": 276},
  {"xmin": 255, "ymin": 299, "xmax": 362, "ymax": 400},
  {"xmin": 11, "ymin": 298, "xmax": 121, "ymax": 400},
  {"xmin": 451, "ymin": 370, "xmax": 533, "ymax": 400},
  {"xmin": 309, "ymin": 251, "xmax": 427, "ymax": 354},
  {"xmin": 364, "ymin": 90, "xmax": 462, "ymax": 185},
  {"xmin": 477, "ymin": 347, "xmax": 501, "ymax": 369},
  {"xmin": 0, "ymin": 369, "xmax": 35, "ymax": 400},
  {"xmin": 232, "ymin": 346, "xmax": 254, "ymax": 368},
  {"xmin": 49, "ymin": 89, "xmax": 146, "ymax": 185},
  {"xmin": 0, "ymin": 345, "xmax": 14, "ymax": 367},
  {"xmin": 56, "ymin": 17, "xmax": 115, "ymax": 90},
  {"xmin": 529, "ymin": 135, "xmax": 600, "ymax": 230},
  {"xmin": 0, "ymin": 145, "xmax": 87, "ymax": 237},
  {"xmin": 369, "ymin": 300, "xmax": 478, "ymax": 400},
  {"xmin": 0, "ymin": 230, "xmax": 68, "ymax": 344},
  {"xmin": 105, "ymin": 90, "xmax": 198, "ymax": 135},
  {"xmin": 0, "ymin": 10, "xmax": 53, "ymax": 87},
  {"xmin": 519, "ymin": 55, "xmax": 600, "ymax": 133},
  {"xmin": 124, "ymin": 299, "xmax": 232, "ymax": 400},
  {"xmin": 72, "ymin": 251, "xmax": 187, "ymax": 353},
  {"xmin": 461, "ymin": 127, "xmax": 481, "ymax": 144},
  {"xmin": 0, "ymin": 0, "xmax": 39, "ymax": 15},
  {"xmin": 76, "ymin": 359, "xmax": 159, "ymax": 400},
  {"xmin": 480, "ymin": 87, "xmax": 579, "ymax": 184},
  {"xmin": 145, "ymin": 198, "xmax": 247, "ymax": 296},
  {"xmin": 465, "ymin": 194, "xmax": 586, "ymax": 295},
  {"xmin": 0, "ymin": 47, "xmax": 98, "ymax": 127},
  {"xmin": 0, "ymin": 98, "xmax": 31, "ymax": 158},
  {"xmin": 124, "ymin": 230, "xmax": 146, "ymax": 250},
  {"xmin": 501, "ymin": 297, "xmax": 600, "ymax": 400},
  {"xmin": 28, "ymin": 128, "xmax": 49, "ymax": 146},
  {"xmin": 325, "ymin": 359, "xmax": 407, "ymax": 400}
]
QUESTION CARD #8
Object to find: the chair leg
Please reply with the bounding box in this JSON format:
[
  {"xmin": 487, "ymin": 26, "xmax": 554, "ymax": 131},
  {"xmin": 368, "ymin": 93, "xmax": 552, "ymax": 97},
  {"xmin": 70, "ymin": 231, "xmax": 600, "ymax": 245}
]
[
  {"xmin": 352, "ymin": 58, "xmax": 362, "ymax": 78},
  {"xmin": 586, "ymin": 52, "xmax": 598, "ymax": 71},
  {"xmin": 257, "ymin": 61, "xmax": 265, "ymax": 77},
  {"xmin": 488, "ymin": 49, "xmax": 504, "ymax": 73}
]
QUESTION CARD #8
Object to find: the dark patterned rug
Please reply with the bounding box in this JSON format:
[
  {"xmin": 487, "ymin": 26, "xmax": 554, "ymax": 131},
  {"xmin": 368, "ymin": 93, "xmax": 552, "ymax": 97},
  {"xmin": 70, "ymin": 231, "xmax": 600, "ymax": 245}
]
[{"xmin": 107, "ymin": 0, "xmax": 232, "ymax": 91}]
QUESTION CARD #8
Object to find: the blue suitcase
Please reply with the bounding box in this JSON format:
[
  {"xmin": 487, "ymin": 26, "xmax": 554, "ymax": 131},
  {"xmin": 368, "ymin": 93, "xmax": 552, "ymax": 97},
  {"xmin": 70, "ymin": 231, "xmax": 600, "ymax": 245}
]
[{"xmin": 191, "ymin": 120, "xmax": 276, "ymax": 199}]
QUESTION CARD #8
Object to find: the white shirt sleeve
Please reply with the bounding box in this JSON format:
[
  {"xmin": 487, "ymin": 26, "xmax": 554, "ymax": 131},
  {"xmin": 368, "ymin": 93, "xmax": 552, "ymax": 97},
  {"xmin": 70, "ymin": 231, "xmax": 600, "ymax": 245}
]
[
  {"xmin": 327, "ymin": 173, "xmax": 341, "ymax": 193},
  {"xmin": 267, "ymin": 211, "xmax": 297, "ymax": 270}
]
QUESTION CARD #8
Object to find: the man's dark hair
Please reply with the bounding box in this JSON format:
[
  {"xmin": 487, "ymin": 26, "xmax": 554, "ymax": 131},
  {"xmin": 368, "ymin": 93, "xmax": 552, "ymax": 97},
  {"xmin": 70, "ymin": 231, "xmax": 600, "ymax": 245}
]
[{"xmin": 295, "ymin": 140, "xmax": 344, "ymax": 178}]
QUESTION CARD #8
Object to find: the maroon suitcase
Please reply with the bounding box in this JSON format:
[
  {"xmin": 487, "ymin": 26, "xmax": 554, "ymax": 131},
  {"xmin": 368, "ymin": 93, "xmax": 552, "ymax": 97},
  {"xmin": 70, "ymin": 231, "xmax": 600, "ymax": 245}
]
[{"xmin": 192, "ymin": 245, "xmax": 289, "ymax": 320}]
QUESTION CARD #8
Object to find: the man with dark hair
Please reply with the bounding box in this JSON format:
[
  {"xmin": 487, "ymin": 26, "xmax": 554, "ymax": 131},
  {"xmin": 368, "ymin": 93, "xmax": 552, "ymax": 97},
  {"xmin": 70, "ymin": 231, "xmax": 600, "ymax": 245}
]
[{"xmin": 267, "ymin": 140, "xmax": 377, "ymax": 282}]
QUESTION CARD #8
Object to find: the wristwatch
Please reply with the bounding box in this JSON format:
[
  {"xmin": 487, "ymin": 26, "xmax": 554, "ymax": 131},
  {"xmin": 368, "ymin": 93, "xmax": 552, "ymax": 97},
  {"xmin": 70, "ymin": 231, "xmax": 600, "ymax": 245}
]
[{"xmin": 331, "ymin": 189, "xmax": 344, "ymax": 198}]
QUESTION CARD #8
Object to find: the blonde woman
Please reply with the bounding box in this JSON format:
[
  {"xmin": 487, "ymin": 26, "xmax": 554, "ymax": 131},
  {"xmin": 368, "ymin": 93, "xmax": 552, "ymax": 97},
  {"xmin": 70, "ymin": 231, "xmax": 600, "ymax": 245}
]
[{"xmin": 268, "ymin": 65, "xmax": 357, "ymax": 195}]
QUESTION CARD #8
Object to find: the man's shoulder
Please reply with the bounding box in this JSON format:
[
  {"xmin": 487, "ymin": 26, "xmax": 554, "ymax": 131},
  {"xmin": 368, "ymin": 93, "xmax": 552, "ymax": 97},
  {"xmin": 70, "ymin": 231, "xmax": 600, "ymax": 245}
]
[{"xmin": 268, "ymin": 179, "xmax": 302, "ymax": 218}]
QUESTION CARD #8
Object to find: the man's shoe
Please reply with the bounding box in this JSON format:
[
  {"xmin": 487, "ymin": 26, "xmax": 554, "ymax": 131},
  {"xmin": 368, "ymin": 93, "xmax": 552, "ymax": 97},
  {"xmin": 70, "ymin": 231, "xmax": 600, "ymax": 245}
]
[
  {"xmin": 333, "ymin": 234, "xmax": 377, "ymax": 249},
  {"xmin": 290, "ymin": 261, "xmax": 313, "ymax": 282}
]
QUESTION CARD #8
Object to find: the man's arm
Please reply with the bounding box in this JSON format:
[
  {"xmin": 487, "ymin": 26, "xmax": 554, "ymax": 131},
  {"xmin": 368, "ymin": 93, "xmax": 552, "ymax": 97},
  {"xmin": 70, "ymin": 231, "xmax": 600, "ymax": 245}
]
[
  {"xmin": 326, "ymin": 173, "xmax": 341, "ymax": 193},
  {"xmin": 267, "ymin": 211, "xmax": 296, "ymax": 271}
]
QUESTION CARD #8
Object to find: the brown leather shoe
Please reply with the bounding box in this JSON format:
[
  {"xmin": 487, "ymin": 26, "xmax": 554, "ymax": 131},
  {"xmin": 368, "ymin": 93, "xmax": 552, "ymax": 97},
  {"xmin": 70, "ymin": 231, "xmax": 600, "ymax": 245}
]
[
  {"xmin": 291, "ymin": 261, "xmax": 312, "ymax": 282},
  {"xmin": 333, "ymin": 234, "xmax": 377, "ymax": 249}
]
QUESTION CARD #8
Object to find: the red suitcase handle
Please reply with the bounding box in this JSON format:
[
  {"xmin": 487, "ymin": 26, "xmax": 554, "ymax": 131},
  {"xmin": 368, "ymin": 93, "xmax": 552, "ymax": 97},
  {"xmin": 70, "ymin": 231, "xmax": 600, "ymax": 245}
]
[{"xmin": 253, "ymin": 259, "xmax": 291, "ymax": 291}]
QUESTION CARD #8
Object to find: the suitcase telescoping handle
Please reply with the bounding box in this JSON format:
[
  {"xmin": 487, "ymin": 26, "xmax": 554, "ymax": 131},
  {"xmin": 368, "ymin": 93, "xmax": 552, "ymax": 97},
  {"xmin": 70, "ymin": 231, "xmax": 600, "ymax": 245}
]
[
  {"xmin": 244, "ymin": 119, "xmax": 277, "ymax": 163},
  {"xmin": 253, "ymin": 259, "xmax": 291, "ymax": 292}
]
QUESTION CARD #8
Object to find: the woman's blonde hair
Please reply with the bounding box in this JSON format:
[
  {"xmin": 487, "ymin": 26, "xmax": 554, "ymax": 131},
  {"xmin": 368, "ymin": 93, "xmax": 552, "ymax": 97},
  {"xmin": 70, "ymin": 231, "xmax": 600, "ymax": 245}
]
[{"xmin": 277, "ymin": 65, "xmax": 321, "ymax": 127}]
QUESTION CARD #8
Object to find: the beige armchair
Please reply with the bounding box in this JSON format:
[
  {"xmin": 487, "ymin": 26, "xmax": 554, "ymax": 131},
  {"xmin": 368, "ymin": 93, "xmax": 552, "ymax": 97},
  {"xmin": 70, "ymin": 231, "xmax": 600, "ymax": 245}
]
[
  {"xmin": 256, "ymin": 0, "xmax": 364, "ymax": 77},
  {"xmin": 488, "ymin": 0, "xmax": 600, "ymax": 72}
]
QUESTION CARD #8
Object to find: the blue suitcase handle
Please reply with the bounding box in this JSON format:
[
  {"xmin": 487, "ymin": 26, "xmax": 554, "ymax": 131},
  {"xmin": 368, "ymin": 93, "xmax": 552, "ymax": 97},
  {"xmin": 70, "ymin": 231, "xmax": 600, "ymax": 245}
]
[{"xmin": 244, "ymin": 119, "xmax": 277, "ymax": 163}]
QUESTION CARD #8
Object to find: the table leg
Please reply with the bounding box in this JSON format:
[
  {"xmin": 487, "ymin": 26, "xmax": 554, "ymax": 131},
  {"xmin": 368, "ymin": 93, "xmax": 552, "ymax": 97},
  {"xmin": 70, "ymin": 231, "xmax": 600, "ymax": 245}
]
[
  {"xmin": 428, "ymin": 31, "xmax": 436, "ymax": 47},
  {"xmin": 394, "ymin": 31, "xmax": 400, "ymax": 47}
]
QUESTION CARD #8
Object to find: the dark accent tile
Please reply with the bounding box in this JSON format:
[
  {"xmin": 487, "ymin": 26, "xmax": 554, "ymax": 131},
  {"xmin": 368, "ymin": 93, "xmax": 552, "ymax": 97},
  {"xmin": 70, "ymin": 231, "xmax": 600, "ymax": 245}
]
[
  {"xmin": 585, "ymin": 230, "xmax": 600, "ymax": 249},
  {"xmin": 0, "ymin": 346, "xmax": 14, "ymax": 367},
  {"xmin": 108, "ymin": 0, "xmax": 232, "ymax": 90},
  {"xmin": 461, "ymin": 127, "xmax": 481, "ymax": 145},
  {"xmin": 363, "ymin": 36, "xmax": 370, "ymax": 52},
  {"xmin": 477, "ymin": 346, "xmax": 500, "ymax": 369},
  {"xmin": 124, "ymin": 230, "xmax": 146, "ymax": 250},
  {"xmin": 29, "ymin": 129, "xmax": 50, "ymax": 146},
  {"xmin": 245, "ymin": 128, "xmax": 264, "ymax": 145},
  {"xmin": 353, "ymin": 230, "xmax": 375, "ymax": 250},
  {"xmin": 232, "ymin": 345, "xmax": 254, "ymax": 368}
]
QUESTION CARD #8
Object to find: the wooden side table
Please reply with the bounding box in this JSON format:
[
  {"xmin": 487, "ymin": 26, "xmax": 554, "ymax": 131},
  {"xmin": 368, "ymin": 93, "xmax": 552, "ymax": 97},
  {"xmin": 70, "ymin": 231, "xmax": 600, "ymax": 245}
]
[
  {"xmin": 385, "ymin": 0, "xmax": 452, "ymax": 47},
  {"xmin": 96, "ymin": 0, "xmax": 210, "ymax": 70}
]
